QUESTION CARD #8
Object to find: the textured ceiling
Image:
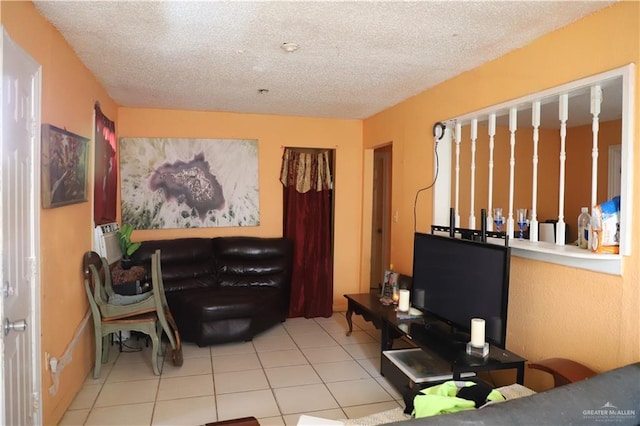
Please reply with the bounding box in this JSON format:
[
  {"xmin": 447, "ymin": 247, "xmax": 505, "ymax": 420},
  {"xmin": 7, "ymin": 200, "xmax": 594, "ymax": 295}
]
[{"xmin": 34, "ymin": 1, "xmax": 616, "ymax": 119}]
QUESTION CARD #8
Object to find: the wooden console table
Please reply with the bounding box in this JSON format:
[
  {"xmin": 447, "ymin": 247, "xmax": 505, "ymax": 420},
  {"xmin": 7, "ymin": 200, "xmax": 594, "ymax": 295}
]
[{"xmin": 344, "ymin": 292, "xmax": 394, "ymax": 334}]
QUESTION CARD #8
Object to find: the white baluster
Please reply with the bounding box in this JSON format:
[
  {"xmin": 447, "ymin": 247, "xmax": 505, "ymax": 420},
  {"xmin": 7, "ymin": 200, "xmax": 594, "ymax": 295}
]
[
  {"xmin": 469, "ymin": 118, "xmax": 477, "ymax": 229},
  {"xmin": 530, "ymin": 101, "xmax": 540, "ymax": 242},
  {"xmin": 487, "ymin": 113, "xmax": 496, "ymax": 231},
  {"xmin": 454, "ymin": 122, "xmax": 461, "ymax": 228},
  {"xmin": 557, "ymin": 94, "xmax": 568, "ymax": 245},
  {"xmin": 590, "ymin": 85, "xmax": 602, "ymax": 211},
  {"xmin": 507, "ymin": 107, "xmax": 517, "ymax": 239}
]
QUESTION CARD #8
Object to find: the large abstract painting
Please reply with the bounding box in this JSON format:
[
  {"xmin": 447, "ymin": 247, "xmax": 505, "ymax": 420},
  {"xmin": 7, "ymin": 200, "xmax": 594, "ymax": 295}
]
[{"xmin": 119, "ymin": 138, "xmax": 259, "ymax": 229}]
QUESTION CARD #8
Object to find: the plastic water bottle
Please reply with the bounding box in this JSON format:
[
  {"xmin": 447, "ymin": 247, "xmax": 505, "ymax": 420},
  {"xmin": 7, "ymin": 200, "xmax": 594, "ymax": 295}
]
[{"xmin": 578, "ymin": 207, "xmax": 590, "ymax": 249}]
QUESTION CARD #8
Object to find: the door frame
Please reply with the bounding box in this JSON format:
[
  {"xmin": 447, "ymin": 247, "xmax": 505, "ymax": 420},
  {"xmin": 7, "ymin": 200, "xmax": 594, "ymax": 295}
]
[
  {"xmin": 361, "ymin": 144, "xmax": 392, "ymax": 294},
  {"xmin": 0, "ymin": 26, "xmax": 44, "ymax": 425},
  {"xmin": 608, "ymin": 144, "xmax": 621, "ymax": 200},
  {"xmin": 370, "ymin": 147, "xmax": 391, "ymax": 291}
]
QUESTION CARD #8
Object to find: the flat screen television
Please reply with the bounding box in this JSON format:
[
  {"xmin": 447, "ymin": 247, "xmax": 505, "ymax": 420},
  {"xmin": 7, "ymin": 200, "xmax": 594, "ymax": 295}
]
[{"xmin": 411, "ymin": 232, "xmax": 511, "ymax": 349}]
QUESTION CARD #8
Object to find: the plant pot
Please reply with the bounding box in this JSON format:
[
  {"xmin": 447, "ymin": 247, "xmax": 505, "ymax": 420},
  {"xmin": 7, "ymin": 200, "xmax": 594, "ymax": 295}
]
[{"xmin": 120, "ymin": 257, "xmax": 133, "ymax": 270}]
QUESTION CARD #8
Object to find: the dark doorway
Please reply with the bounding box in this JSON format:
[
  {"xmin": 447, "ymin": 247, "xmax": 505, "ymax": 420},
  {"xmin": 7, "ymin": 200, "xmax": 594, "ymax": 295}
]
[
  {"xmin": 281, "ymin": 148, "xmax": 335, "ymax": 317},
  {"xmin": 370, "ymin": 145, "xmax": 392, "ymax": 292}
]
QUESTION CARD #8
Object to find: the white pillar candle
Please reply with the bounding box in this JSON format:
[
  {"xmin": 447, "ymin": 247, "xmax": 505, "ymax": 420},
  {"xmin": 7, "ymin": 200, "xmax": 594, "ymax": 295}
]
[
  {"xmin": 398, "ymin": 289, "xmax": 410, "ymax": 312},
  {"xmin": 471, "ymin": 318, "xmax": 485, "ymax": 347}
]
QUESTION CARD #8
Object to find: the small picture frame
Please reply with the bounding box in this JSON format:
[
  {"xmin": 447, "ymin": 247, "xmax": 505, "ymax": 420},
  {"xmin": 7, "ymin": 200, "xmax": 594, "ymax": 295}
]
[
  {"xmin": 380, "ymin": 270, "xmax": 399, "ymax": 298},
  {"xmin": 41, "ymin": 124, "xmax": 89, "ymax": 209}
]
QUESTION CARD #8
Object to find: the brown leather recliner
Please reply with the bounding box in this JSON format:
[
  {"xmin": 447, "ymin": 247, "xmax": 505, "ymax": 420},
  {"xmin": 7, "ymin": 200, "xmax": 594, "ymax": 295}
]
[{"xmin": 132, "ymin": 237, "xmax": 292, "ymax": 346}]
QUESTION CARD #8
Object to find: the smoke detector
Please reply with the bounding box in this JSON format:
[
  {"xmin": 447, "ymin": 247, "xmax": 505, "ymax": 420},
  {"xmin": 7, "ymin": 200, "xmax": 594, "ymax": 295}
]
[{"xmin": 281, "ymin": 42, "xmax": 299, "ymax": 53}]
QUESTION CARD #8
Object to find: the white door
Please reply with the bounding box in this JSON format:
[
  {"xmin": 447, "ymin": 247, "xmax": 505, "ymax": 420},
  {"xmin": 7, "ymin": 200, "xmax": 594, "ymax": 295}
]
[{"xmin": 0, "ymin": 28, "xmax": 42, "ymax": 425}]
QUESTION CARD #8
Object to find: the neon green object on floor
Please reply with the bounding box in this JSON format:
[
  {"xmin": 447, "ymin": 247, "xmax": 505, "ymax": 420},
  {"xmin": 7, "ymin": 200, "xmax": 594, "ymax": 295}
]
[{"xmin": 413, "ymin": 381, "xmax": 505, "ymax": 418}]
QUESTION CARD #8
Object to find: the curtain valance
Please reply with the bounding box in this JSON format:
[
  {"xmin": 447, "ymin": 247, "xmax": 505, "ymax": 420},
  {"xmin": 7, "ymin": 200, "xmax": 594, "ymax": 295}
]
[{"xmin": 280, "ymin": 148, "xmax": 332, "ymax": 193}]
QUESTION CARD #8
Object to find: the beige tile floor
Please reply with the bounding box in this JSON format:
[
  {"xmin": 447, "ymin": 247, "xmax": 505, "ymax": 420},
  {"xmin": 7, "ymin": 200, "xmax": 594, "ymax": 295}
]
[{"xmin": 59, "ymin": 312, "xmax": 405, "ymax": 426}]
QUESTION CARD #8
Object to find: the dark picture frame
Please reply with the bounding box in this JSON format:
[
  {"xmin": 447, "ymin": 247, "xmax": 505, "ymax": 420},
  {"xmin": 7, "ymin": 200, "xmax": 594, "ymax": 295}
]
[
  {"xmin": 380, "ymin": 269, "xmax": 399, "ymax": 298},
  {"xmin": 41, "ymin": 124, "xmax": 89, "ymax": 209},
  {"xmin": 93, "ymin": 104, "xmax": 117, "ymax": 224}
]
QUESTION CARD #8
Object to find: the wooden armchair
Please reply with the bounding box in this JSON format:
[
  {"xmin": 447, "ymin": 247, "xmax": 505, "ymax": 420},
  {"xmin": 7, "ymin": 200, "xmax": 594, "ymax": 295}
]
[
  {"xmin": 82, "ymin": 250, "xmax": 182, "ymax": 379},
  {"xmin": 151, "ymin": 249, "xmax": 182, "ymax": 366},
  {"xmin": 528, "ymin": 358, "xmax": 597, "ymax": 387}
]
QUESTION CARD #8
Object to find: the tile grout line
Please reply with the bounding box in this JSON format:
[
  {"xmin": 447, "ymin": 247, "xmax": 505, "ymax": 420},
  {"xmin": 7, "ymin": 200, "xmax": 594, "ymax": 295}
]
[
  {"xmin": 280, "ymin": 314, "xmax": 395, "ymax": 419},
  {"xmin": 83, "ymin": 344, "xmax": 122, "ymax": 425},
  {"xmin": 245, "ymin": 315, "xmax": 354, "ymax": 421}
]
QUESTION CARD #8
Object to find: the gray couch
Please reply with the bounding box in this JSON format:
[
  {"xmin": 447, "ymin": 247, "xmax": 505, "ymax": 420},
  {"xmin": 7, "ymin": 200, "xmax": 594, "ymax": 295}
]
[{"xmin": 389, "ymin": 362, "xmax": 640, "ymax": 425}]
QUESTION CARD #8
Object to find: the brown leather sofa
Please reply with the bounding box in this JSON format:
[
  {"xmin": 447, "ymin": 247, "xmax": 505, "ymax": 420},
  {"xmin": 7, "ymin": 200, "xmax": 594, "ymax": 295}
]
[{"xmin": 131, "ymin": 237, "xmax": 293, "ymax": 346}]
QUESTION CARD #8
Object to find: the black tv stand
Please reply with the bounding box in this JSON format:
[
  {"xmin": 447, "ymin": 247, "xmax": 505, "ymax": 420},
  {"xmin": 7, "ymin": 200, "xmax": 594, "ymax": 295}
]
[
  {"xmin": 419, "ymin": 321, "xmax": 468, "ymax": 355},
  {"xmin": 343, "ymin": 293, "xmax": 526, "ymax": 387},
  {"xmin": 385, "ymin": 312, "xmax": 526, "ymax": 385}
]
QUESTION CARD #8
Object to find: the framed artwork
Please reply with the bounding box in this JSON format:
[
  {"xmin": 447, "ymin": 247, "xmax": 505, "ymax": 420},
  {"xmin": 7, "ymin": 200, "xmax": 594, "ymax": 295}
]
[
  {"xmin": 41, "ymin": 124, "xmax": 89, "ymax": 209},
  {"xmin": 119, "ymin": 137, "xmax": 259, "ymax": 229},
  {"xmin": 93, "ymin": 104, "xmax": 117, "ymax": 225}
]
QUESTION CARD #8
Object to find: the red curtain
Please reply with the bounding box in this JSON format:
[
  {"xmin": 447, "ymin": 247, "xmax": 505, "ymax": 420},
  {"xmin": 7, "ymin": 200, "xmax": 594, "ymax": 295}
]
[
  {"xmin": 93, "ymin": 104, "xmax": 117, "ymax": 225},
  {"xmin": 281, "ymin": 149, "xmax": 333, "ymax": 318}
]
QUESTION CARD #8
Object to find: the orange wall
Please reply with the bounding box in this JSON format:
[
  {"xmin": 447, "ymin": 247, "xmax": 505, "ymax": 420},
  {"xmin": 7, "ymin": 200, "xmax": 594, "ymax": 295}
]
[
  {"xmin": 2, "ymin": 2, "xmax": 119, "ymax": 424},
  {"xmin": 118, "ymin": 108, "xmax": 363, "ymax": 310},
  {"xmin": 364, "ymin": 1, "xmax": 639, "ymax": 390}
]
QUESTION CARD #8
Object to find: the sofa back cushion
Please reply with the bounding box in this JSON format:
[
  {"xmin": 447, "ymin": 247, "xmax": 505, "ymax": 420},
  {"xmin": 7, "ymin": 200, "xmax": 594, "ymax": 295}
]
[
  {"xmin": 132, "ymin": 238, "xmax": 217, "ymax": 292},
  {"xmin": 212, "ymin": 237, "xmax": 293, "ymax": 291}
]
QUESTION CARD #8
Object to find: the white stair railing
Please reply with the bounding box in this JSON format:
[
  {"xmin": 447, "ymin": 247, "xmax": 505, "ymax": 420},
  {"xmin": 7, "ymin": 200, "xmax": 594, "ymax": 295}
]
[
  {"xmin": 590, "ymin": 85, "xmax": 602, "ymax": 211},
  {"xmin": 454, "ymin": 122, "xmax": 462, "ymax": 228},
  {"xmin": 556, "ymin": 94, "xmax": 569, "ymax": 245},
  {"xmin": 435, "ymin": 65, "xmax": 632, "ymax": 275},
  {"xmin": 469, "ymin": 118, "xmax": 478, "ymax": 229},
  {"xmin": 530, "ymin": 101, "xmax": 541, "ymax": 242},
  {"xmin": 507, "ymin": 107, "xmax": 517, "ymax": 239},
  {"xmin": 487, "ymin": 113, "xmax": 496, "ymax": 231}
]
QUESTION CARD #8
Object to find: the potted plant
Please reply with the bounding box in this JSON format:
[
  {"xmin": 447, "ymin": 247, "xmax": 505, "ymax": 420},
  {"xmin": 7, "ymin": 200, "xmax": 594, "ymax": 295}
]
[{"xmin": 116, "ymin": 224, "xmax": 141, "ymax": 269}]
